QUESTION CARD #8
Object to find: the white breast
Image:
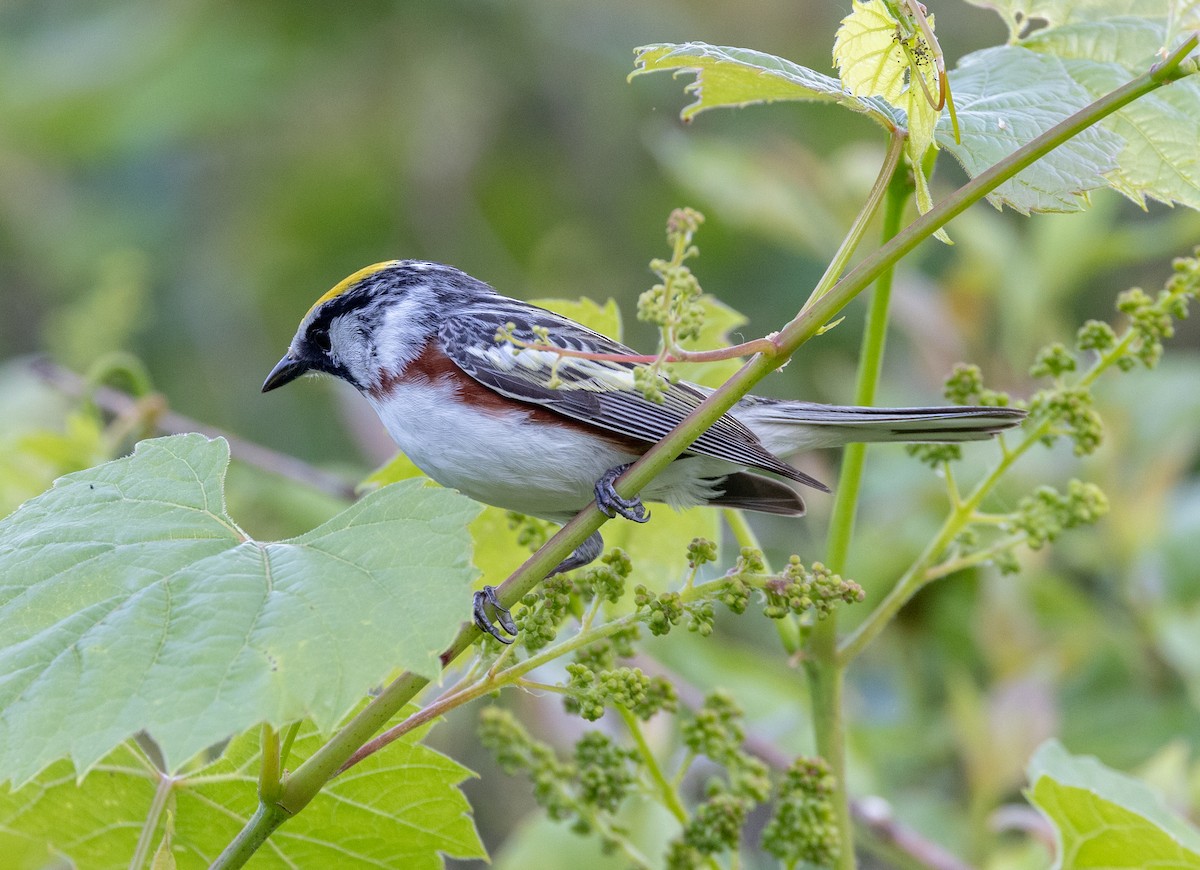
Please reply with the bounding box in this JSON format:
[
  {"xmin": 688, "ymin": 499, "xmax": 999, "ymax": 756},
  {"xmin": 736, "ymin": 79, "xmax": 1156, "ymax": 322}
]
[
  {"xmin": 366, "ymin": 381, "xmax": 634, "ymax": 521},
  {"xmin": 366, "ymin": 380, "xmax": 745, "ymax": 522}
]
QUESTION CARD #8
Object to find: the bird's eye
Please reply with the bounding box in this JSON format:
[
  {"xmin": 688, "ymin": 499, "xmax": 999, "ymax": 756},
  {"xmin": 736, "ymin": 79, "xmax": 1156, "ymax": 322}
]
[{"xmin": 310, "ymin": 327, "xmax": 332, "ymax": 354}]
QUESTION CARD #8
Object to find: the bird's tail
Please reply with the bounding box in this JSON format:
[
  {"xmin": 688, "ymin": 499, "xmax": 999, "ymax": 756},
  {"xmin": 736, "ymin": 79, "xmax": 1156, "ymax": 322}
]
[{"xmin": 734, "ymin": 399, "xmax": 1026, "ymax": 455}]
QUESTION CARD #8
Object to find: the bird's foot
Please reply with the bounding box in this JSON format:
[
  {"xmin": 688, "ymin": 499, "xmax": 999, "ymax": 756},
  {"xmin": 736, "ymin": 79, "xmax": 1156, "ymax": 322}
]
[
  {"xmin": 473, "ymin": 585, "xmax": 517, "ymax": 644},
  {"xmin": 594, "ymin": 463, "xmax": 650, "ymax": 523}
]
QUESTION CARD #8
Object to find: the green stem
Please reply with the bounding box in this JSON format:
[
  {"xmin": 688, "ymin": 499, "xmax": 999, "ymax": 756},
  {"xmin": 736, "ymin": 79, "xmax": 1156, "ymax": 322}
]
[
  {"xmin": 923, "ymin": 535, "xmax": 1024, "ymax": 581},
  {"xmin": 723, "ymin": 508, "xmax": 800, "ymax": 652},
  {"xmin": 805, "ymin": 132, "xmax": 908, "ymax": 311},
  {"xmin": 258, "ymin": 724, "xmax": 282, "ymax": 803},
  {"xmin": 341, "ymin": 579, "xmax": 732, "ymax": 772},
  {"xmin": 212, "ymin": 802, "xmax": 290, "ymax": 869},
  {"xmin": 213, "ymin": 41, "xmax": 1198, "ymax": 867},
  {"xmin": 618, "ymin": 706, "xmax": 724, "ymax": 870},
  {"xmin": 808, "ymin": 152, "xmax": 911, "ymax": 870},
  {"xmin": 837, "ymin": 435, "xmax": 1029, "ymax": 665},
  {"xmin": 617, "ymin": 707, "xmax": 689, "ymax": 825},
  {"xmin": 838, "ymin": 305, "xmax": 1144, "ymax": 665},
  {"xmin": 279, "ymin": 721, "xmax": 301, "ymax": 770},
  {"xmin": 129, "ymin": 773, "xmax": 175, "ymax": 870},
  {"xmin": 826, "ymin": 163, "xmax": 913, "ymax": 575}
]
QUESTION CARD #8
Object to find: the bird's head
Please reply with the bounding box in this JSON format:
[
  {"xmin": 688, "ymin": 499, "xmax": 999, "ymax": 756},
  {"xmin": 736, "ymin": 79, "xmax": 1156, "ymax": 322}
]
[{"xmin": 262, "ymin": 260, "xmax": 486, "ymax": 394}]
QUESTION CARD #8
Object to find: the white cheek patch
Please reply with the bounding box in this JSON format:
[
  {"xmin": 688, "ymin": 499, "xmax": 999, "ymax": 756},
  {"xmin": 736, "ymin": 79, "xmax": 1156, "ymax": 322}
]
[
  {"xmin": 328, "ymin": 316, "xmax": 370, "ymax": 384},
  {"xmin": 377, "ymin": 291, "xmax": 433, "ymax": 364}
]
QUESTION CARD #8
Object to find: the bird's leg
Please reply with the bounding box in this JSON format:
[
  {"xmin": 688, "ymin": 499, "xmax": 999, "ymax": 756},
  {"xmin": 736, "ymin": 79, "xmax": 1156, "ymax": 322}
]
[
  {"xmin": 594, "ymin": 463, "xmax": 650, "ymax": 523},
  {"xmin": 471, "ymin": 532, "xmax": 604, "ymax": 643},
  {"xmin": 473, "ymin": 585, "xmax": 517, "ymax": 644},
  {"xmin": 549, "ymin": 531, "xmax": 604, "ymax": 575}
]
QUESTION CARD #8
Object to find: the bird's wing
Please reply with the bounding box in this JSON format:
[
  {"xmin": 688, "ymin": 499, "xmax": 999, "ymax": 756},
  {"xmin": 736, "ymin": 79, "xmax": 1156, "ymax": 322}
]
[{"xmin": 438, "ymin": 304, "xmax": 827, "ymax": 490}]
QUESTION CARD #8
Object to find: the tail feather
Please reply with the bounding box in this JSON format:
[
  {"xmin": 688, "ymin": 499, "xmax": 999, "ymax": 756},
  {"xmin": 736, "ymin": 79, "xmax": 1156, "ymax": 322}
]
[
  {"xmin": 704, "ymin": 472, "xmax": 807, "ymax": 516},
  {"xmin": 734, "ymin": 399, "xmax": 1026, "ymax": 453}
]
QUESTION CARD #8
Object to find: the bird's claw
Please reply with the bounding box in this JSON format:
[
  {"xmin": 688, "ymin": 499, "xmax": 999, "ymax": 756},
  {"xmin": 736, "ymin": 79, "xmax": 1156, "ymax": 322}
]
[
  {"xmin": 473, "ymin": 584, "xmax": 517, "ymax": 644},
  {"xmin": 594, "ymin": 464, "xmax": 650, "ymax": 523}
]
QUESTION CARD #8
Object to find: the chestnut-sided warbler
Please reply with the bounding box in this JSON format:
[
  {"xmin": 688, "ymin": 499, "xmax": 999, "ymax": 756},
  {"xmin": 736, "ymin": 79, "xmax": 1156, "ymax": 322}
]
[{"xmin": 263, "ymin": 260, "xmax": 1024, "ymax": 641}]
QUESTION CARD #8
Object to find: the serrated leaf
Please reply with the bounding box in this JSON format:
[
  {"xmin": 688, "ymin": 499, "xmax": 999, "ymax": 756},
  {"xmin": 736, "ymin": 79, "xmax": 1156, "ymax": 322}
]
[
  {"xmin": 675, "ymin": 295, "xmax": 750, "ymax": 388},
  {"xmin": 1065, "ymin": 58, "xmax": 1200, "ymax": 209},
  {"xmin": 833, "ymin": 0, "xmax": 942, "ymax": 159},
  {"xmin": 957, "ymin": 0, "xmax": 1200, "ymax": 210},
  {"xmin": 529, "ymin": 296, "xmax": 622, "ymax": 339},
  {"xmin": 0, "ymin": 716, "xmax": 485, "ymax": 869},
  {"xmin": 1027, "ymin": 739, "xmax": 1200, "ymax": 868},
  {"xmin": 359, "ymin": 454, "xmax": 530, "ymax": 591},
  {"xmin": 631, "ymin": 42, "xmax": 902, "ymax": 131},
  {"xmin": 834, "ymin": 0, "xmax": 914, "ymax": 103},
  {"xmin": 936, "ymin": 46, "xmax": 1125, "ymax": 213},
  {"xmin": 1021, "ymin": 15, "xmax": 1171, "ymax": 64},
  {"xmin": 964, "ymin": 0, "xmax": 1169, "ymax": 41},
  {"xmin": 833, "ymin": 0, "xmax": 948, "ymax": 235},
  {"xmin": 0, "ymin": 434, "xmax": 481, "ymax": 785},
  {"xmin": 1020, "ymin": 19, "xmax": 1200, "ymax": 210}
]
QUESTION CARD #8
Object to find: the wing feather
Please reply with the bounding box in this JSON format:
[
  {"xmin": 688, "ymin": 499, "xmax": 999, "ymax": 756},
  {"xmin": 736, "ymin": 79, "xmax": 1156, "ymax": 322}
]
[{"xmin": 438, "ymin": 307, "xmax": 828, "ymax": 491}]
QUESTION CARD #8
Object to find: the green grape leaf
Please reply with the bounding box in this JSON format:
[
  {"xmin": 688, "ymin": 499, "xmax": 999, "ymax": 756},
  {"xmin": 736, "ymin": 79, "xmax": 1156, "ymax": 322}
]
[
  {"xmin": 963, "ymin": 0, "xmax": 1170, "ymax": 42},
  {"xmin": 0, "ymin": 716, "xmax": 485, "ymax": 869},
  {"xmin": 529, "ymin": 296, "xmax": 623, "ymax": 340},
  {"xmin": 0, "ymin": 434, "xmax": 481, "ymax": 786},
  {"xmin": 1020, "ymin": 18, "xmax": 1200, "ymax": 210},
  {"xmin": 359, "ymin": 455, "xmax": 531, "ymax": 591},
  {"xmin": 1021, "ymin": 15, "xmax": 1172, "ymax": 62},
  {"xmin": 833, "ymin": 0, "xmax": 941, "ymax": 159},
  {"xmin": 676, "ymin": 295, "xmax": 750, "ymax": 388},
  {"xmin": 834, "ymin": 0, "xmax": 915, "ymax": 102},
  {"xmin": 1060, "ymin": 58, "xmax": 1200, "ymax": 209},
  {"xmin": 833, "ymin": 0, "xmax": 948, "ymax": 238},
  {"xmin": 936, "ymin": 46, "xmax": 1125, "ymax": 213},
  {"xmin": 957, "ymin": 1, "xmax": 1200, "ymax": 210},
  {"xmin": 631, "ymin": 42, "xmax": 902, "ymax": 131},
  {"xmin": 1027, "ymin": 740, "xmax": 1200, "ymax": 868}
]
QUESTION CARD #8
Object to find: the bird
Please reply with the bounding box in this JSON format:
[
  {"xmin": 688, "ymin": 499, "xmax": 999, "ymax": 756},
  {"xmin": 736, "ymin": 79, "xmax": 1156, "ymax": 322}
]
[{"xmin": 263, "ymin": 260, "xmax": 1026, "ymax": 642}]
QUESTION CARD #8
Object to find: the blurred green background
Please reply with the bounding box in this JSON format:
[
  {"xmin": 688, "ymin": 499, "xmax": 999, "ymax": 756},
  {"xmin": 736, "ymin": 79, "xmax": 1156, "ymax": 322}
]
[{"xmin": 3, "ymin": 1, "xmax": 1200, "ymax": 866}]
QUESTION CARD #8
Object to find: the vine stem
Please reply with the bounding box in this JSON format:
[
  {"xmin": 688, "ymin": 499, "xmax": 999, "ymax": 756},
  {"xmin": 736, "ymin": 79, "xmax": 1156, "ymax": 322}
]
[
  {"xmin": 804, "ymin": 130, "xmax": 908, "ymax": 313},
  {"xmin": 338, "ymin": 576, "xmax": 727, "ymax": 773},
  {"xmin": 808, "ymin": 156, "xmax": 912, "ymax": 870},
  {"xmin": 258, "ymin": 724, "xmax": 282, "ymax": 803},
  {"xmin": 617, "ymin": 708, "xmax": 685, "ymax": 817},
  {"xmin": 723, "ymin": 508, "xmax": 800, "ymax": 652},
  {"xmin": 837, "ymin": 312, "xmax": 1144, "ymax": 665},
  {"xmin": 129, "ymin": 772, "xmax": 175, "ymax": 870},
  {"xmin": 922, "ymin": 535, "xmax": 1024, "ymax": 581},
  {"xmin": 211, "ymin": 38, "xmax": 1198, "ymax": 869}
]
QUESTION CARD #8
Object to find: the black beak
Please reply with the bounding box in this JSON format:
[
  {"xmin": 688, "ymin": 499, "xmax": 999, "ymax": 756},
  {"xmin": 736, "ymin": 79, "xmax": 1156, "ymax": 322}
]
[{"xmin": 262, "ymin": 354, "xmax": 309, "ymax": 393}]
